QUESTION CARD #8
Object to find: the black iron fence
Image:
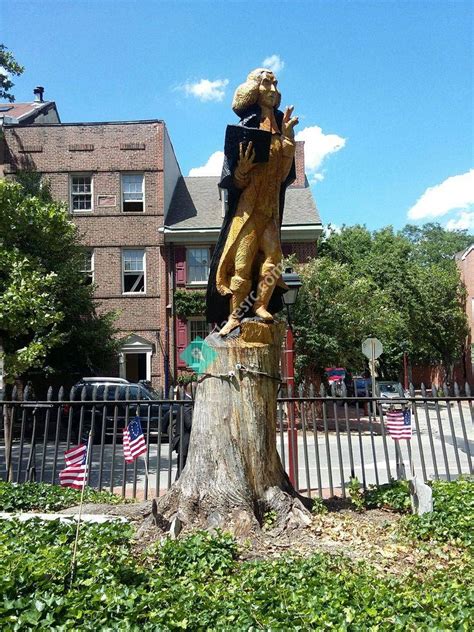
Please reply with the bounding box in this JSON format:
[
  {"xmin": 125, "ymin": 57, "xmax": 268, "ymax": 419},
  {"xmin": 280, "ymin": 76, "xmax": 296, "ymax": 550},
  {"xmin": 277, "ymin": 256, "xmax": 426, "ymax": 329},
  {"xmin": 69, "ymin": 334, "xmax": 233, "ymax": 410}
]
[{"xmin": 1, "ymin": 382, "xmax": 472, "ymax": 499}]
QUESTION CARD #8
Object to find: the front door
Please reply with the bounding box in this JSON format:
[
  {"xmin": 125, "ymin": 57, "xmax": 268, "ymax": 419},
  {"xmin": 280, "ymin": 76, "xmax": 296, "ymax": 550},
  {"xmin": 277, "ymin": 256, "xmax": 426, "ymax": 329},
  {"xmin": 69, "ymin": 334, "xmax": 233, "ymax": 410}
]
[{"xmin": 125, "ymin": 352, "xmax": 147, "ymax": 382}]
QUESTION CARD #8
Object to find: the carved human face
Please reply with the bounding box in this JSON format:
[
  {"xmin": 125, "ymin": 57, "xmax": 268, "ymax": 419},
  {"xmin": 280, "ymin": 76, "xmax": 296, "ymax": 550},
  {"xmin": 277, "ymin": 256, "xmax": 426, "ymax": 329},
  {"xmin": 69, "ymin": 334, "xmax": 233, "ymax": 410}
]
[{"xmin": 257, "ymin": 71, "xmax": 279, "ymax": 109}]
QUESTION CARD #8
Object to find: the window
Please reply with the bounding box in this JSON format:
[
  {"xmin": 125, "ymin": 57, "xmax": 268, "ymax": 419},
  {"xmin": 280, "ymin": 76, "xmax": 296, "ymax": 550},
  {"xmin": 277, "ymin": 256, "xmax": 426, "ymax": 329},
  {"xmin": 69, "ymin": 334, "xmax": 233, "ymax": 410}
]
[
  {"xmin": 81, "ymin": 250, "xmax": 94, "ymax": 285},
  {"xmin": 187, "ymin": 318, "xmax": 211, "ymax": 371},
  {"xmin": 187, "ymin": 248, "xmax": 210, "ymax": 284},
  {"xmin": 71, "ymin": 175, "xmax": 92, "ymax": 211},
  {"xmin": 122, "ymin": 174, "xmax": 144, "ymax": 212},
  {"xmin": 122, "ymin": 249, "xmax": 145, "ymax": 293},
  {"xmin": 189, "ymin": 318, "xmax": 211, "ymax": 341}
]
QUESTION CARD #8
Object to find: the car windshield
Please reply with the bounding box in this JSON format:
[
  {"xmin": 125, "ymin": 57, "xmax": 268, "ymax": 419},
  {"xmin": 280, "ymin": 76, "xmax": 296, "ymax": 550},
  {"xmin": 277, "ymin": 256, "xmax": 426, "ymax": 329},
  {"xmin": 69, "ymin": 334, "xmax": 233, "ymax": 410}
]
[
  {"xmin": 380, "ymin": 384, "xmax": 398, "ymax": 393},
  {"xmin": 326, "ymin": 369, "xmax": 345, "ymax": 378}
]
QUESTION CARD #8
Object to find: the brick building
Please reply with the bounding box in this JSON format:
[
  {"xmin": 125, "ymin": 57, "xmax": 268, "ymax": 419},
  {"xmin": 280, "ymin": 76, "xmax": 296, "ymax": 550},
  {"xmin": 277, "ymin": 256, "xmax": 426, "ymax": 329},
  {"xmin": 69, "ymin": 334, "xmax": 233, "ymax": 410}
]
[{"xmin": 1, "ymin": 93, "xmax": 322, "ymax": 387}]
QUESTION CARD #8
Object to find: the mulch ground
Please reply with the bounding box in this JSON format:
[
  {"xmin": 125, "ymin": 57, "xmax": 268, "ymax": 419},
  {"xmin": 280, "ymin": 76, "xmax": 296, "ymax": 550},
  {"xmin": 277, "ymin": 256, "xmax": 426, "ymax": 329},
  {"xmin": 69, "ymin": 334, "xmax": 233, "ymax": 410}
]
[{"xmin": 60, "ymin": 497, "xmax": 465, "ymax": 578}]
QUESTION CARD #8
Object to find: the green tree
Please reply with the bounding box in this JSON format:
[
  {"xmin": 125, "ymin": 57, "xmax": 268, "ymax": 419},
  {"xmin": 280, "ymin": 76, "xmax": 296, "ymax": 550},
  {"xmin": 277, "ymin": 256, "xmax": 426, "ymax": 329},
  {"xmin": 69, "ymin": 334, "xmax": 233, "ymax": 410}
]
[
  {"xmin": 293, "ymin": 224, "xmax": 470, "ymax": 382},
  {"xmin": 0, "ymin": 180, "xmax": 119, "ymax": 383},
  {"xmin": 0, "ymin": 45, "xmax": 24, "ymax": 102}
]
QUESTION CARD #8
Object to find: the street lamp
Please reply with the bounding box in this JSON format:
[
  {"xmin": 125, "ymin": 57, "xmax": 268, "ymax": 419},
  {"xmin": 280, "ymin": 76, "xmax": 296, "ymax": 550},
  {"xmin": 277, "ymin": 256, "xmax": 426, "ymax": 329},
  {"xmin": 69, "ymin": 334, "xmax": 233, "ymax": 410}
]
[
  {"xmin": 281, "ymin": 267, "xmax": 302, "ymax": 488},
  {"xmin": 282, "ymin": 267, "xmax": 302, "ymax": 327}
]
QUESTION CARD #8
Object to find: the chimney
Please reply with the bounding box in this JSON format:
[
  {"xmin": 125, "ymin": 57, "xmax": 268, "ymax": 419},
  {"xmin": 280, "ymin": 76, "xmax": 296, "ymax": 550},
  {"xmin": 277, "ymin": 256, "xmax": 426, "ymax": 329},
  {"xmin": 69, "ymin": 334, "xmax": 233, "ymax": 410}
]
[
  {"xmin": 33, "ymin": 86, "xmax": 44, "ymax": 103},
  {"xmin": 290, "ymin": 140, "xmax": 307, "ymax": 188}
]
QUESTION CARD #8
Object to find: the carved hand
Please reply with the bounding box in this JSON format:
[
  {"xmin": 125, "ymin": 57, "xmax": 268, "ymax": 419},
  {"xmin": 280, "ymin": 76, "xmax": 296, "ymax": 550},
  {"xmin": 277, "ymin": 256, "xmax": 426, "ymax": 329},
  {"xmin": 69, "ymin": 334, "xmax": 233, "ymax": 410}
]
[
  {"xmin": 236, "ymin": 141, "xmax": 257, "ymax": 176},
  {"xmin": 282, "ymin": 106, "xmax": 299, "ymax": 140}
]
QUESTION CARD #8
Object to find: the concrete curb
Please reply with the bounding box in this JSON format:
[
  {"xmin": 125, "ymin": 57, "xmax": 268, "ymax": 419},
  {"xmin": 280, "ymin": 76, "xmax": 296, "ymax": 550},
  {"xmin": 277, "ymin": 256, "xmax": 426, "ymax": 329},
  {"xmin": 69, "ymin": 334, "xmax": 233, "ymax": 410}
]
[{"xmin": 0, "ymin": 512, "xmax": 128, "ymax": 523}]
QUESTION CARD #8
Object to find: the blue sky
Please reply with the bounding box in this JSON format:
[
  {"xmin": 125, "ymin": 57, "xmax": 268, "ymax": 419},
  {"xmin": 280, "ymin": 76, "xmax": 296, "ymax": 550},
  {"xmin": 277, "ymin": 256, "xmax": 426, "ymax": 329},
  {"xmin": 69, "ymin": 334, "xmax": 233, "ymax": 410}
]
[{"xmin": 1, "ymin": 0, "xmax": 472, "ymax": 231}]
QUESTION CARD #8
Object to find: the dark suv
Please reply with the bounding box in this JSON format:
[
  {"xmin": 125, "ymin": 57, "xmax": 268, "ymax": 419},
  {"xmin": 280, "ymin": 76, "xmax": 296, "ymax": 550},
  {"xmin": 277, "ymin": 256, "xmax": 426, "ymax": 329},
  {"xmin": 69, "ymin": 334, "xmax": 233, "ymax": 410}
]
[{"xmin": 63, "ymin": 377, "xmax": 175, "ymax": 443}]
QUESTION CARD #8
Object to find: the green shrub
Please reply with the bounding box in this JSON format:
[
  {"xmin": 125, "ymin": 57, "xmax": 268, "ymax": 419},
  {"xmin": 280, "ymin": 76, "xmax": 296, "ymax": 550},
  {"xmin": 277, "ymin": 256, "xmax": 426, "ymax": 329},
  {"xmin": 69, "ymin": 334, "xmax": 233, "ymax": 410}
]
[
  {"xmin": 311, "ymin": 496, "xmax": 327, "ymax": 514},
  {"xmin": 348, "ymin": 476, "xmax": 366, "ymax": 511},
  {"xmin": 0, "ymin": 482, "xmax": 131, "ymax": 512},
  {"xmin": 364, "ymin": 479, "xmax": 412, "ymax": 513},
  {"xmin": 399, "ymin": 478, "xmax": 474, "ymax": 547}
]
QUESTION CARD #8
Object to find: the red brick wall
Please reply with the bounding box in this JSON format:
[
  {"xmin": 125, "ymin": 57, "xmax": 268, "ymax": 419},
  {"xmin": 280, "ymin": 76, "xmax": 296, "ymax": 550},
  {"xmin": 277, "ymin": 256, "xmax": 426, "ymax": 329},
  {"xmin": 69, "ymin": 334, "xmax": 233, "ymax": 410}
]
[
  {"xmin": 3, "ymin": 121, "xmax": 169, "ymax": 387},
  {"xmin": 290, "ymin": 140, "xmax": 306, "ymax": 188},
  {"xmin": 282, "ymin": 241, "xmax": 317, "ymax": 261},
  {"xmin": 4, "ymin": 122, "xmax": 164, "ymax": 174},
  {"xmin": 457, "ymin": 249, "xmax": 474, "ymax": 384}
]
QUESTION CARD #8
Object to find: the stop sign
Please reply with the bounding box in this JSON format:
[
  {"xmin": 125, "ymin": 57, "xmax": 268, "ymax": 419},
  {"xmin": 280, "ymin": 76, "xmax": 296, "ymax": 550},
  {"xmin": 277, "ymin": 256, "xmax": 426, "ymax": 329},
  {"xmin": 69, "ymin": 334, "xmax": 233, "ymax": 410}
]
[{"xmin": 362, "ymin": 337, "xmax": 383, "ymax": 360}]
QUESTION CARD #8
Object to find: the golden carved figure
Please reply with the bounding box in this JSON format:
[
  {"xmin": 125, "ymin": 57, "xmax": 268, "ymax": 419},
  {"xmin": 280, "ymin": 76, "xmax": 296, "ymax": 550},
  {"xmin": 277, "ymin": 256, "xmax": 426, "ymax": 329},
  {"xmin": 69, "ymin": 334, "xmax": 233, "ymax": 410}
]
[{"xmin": 206, "ymin": 68, "xmax": 298, "ymax": 336}]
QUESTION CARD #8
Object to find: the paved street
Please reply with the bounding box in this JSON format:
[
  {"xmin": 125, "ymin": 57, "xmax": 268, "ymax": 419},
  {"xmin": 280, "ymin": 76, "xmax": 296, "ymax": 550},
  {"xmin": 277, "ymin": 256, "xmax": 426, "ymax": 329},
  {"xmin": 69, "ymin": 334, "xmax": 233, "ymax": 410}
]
[{"xmin": 2, "ymin": 400, "xmax": 472, "ymax": 499}]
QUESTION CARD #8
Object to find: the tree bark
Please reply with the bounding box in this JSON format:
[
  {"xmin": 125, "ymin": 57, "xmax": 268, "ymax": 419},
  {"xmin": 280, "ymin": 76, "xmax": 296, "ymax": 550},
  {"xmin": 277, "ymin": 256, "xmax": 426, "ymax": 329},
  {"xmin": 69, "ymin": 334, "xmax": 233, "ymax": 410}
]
[{"xmin": 152, "ymin": 321, "xmax": 312, "ymax": 534}]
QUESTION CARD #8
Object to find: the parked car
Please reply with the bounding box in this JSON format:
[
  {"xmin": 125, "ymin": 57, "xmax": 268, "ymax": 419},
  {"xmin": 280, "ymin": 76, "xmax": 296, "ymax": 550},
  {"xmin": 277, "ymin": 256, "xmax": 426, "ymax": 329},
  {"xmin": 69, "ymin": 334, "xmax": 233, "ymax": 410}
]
[
  {"xmin": 353, "ymin": 377, "xmax": 372, "ymax": 397},
  {"xmin": 62, "ymin": 377, "xmax": 177, "ymax": 443},
  {"xmin": 324, "ymin": 367, "xmax": 348, "ymax": 396},
  {"xmin": 376, "ymin": 381, "xmax": 407, "ymax": 411},
  {"xmin": 325, "ymin": 367, "xmax": 346, "ymax": 386}
]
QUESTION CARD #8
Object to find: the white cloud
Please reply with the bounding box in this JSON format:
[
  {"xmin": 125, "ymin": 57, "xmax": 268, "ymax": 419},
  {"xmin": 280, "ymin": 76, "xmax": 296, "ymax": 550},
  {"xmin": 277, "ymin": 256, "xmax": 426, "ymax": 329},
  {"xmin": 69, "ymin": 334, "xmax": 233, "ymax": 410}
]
[
  {"xmin": 188, "ymin": 151, "xmax": 224, "ymax": 177},
  {"xmin": 446, "ymin": 211, "xmax": 474, "ymax": 231},
  {"xmin": 407, "ymin": 170, "xmax": 474, "ymax": 220},
  {"xmin": 261, "ymin": 54, "xmax": 285, "ymax": 74},
  {"xmin": 295, "ymin": 125, "xmax": 346, "ymax": 182},
  {"xmin": 324, "ymin": 223, "xmax": 342, "ymax": 236},
  {"xmin": 181, "ymin": 78, "xmax": 229, "ymax": 102}
]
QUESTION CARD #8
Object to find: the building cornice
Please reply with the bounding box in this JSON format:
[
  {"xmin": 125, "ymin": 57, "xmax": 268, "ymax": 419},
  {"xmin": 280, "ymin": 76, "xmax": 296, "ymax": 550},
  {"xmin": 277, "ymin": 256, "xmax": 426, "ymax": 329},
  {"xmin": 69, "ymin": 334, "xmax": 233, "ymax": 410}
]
[{"xmin": 159, "ymin": 223, "xmax": 323, "ymax": 244}]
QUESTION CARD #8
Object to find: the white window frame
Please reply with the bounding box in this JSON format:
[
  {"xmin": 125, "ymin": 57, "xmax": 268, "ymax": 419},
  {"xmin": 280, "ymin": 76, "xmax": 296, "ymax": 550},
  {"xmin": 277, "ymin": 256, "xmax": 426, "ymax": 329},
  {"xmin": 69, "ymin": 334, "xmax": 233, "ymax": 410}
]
[
  {"xmin": 70, "ymin": 173, "xmax": 93, "ymax": 212},
  {"xmin": 121, "ymin": 173, "xmax": 145, "ymax": 213},
  {"xmin": 122, "ymin": 249, "xmax": 146, "ymax": 294},
  {"xmin": 186, "ymin": 247, "xmax": 210, "ymax": 285},
  {"xmin": 81, "ymin": 249, "xmax": 94, "ymax": 285}
]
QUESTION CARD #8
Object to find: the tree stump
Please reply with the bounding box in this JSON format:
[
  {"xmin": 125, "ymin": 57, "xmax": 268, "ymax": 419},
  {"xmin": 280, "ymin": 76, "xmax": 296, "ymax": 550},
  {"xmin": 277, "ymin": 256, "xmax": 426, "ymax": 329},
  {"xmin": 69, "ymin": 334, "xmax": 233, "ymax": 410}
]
[{"xmin": 152, "ymin": 321, "xmax": 312, "ymax": 534}]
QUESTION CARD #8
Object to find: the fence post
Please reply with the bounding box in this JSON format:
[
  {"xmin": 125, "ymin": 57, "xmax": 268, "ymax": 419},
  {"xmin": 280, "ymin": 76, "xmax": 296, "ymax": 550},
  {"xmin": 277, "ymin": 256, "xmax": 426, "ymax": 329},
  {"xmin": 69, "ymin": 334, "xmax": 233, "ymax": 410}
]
[{"xmin": 454, "ymin": 381, "xmax": 473, "ymax": 475}]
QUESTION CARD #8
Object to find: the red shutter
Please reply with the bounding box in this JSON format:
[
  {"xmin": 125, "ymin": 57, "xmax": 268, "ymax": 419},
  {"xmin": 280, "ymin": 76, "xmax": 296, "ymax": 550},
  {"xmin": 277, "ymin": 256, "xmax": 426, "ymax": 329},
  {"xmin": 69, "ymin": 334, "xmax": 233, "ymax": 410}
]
[
  {"xmin": 176, "ymin": 317, "xmax": 188, "ymax": 368},
  {"xmin": 175, "ymin": 246, "xmax": 186, "ymax": 286}
]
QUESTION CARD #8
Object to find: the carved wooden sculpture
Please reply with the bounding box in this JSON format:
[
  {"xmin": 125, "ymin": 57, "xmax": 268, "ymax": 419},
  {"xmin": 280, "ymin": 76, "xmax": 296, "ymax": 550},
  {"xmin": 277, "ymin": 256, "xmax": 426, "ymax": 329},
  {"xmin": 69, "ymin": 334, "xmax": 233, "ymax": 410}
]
[
  {"xmin": 152, "ymin": 69, "xmax": 312, "ymax": 534},
  {"xmin": 206, "ymin": 68, "xmax": 298, "ymax": 335}
]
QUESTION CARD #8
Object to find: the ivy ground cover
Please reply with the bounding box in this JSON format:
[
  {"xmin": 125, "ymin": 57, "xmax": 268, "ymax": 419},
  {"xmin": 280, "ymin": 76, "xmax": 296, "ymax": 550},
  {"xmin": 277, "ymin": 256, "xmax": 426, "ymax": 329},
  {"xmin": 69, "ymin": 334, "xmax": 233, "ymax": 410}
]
[{"xmin": 0, "ymin": 480, "xmax": 472, "ymax": 630}]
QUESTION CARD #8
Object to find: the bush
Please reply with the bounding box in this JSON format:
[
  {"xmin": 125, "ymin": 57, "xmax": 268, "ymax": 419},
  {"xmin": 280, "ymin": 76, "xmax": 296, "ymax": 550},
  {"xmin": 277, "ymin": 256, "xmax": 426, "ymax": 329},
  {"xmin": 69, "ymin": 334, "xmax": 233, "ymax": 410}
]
[
  {"xmin": 0, "ymin": 482, "xmax": 131, "ymax": 512},
  {"xmin": 399, "ymin": 478, "xmax": 474, "ymax": 547},
  {"xmin": 364, "ymin": 479, "xmax": 412, "ymax": 513}
]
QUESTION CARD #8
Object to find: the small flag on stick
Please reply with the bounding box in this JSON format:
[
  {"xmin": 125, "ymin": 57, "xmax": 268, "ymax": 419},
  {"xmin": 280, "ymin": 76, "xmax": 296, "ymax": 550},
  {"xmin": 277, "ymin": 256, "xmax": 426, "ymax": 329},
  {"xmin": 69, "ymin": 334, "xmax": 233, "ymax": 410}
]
[
  {"xmin": 59, "ymin": 444, "xmax": 88, "ymax": 489},
  {"xmin": 123, "ymin": 417, "xmax": 147, "ymax": 463},
  {"xmin": 385, "ymin": 409, "xmax": 412, "ymax": 440}
]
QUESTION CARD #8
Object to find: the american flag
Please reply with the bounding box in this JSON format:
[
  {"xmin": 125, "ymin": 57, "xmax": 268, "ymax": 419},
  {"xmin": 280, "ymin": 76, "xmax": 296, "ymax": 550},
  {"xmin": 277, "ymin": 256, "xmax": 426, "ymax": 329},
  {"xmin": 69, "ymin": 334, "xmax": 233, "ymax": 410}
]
[
  {"xmin": 123, "ymin": 417, "xmax": 147, "ymax": 463},
  {"xmin": 385, "ymin": 409, "xmax": 412, "ymax": 440},
  {"xmin": 59, "ymin": 443, "xmax": 88, "ymax": 489}
]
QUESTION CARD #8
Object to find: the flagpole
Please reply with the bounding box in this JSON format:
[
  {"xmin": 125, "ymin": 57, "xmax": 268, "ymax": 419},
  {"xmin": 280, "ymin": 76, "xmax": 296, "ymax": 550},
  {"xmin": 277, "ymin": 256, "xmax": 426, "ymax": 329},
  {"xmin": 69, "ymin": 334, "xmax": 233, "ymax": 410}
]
[
  {"xmin": 144, "ymin": 454, "xmax": 150, "ymax": 498},
  {"xmin": 70, "ymin": 430, "xmax": 93, "ymax": 587}
]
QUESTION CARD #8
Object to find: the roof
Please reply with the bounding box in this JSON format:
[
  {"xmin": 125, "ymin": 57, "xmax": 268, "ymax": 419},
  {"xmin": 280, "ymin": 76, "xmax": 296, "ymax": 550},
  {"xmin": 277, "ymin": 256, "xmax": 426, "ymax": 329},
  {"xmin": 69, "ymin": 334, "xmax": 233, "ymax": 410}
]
[
  {"xmin": 165, "ymin": 176, "xmax": 321, "ymax": 230},
  {"xmin": 4, "ymin": 119, "xmax": 164, "ymax": 128},
  {"xmin": 455, "ymin": 244, "xmax": 474, "ymax": 261},
  {"xmin": 0, "ymin": 100, "xmax": 59, "ymax": 123}
]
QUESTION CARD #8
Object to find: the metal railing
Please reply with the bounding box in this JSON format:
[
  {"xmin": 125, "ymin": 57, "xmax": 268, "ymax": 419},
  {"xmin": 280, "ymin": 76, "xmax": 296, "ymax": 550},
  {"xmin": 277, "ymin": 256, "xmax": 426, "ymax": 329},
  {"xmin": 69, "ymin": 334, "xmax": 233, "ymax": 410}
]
[{"xmin": 1, "ymin": 382, "xmax": 472, "ymax": 499}]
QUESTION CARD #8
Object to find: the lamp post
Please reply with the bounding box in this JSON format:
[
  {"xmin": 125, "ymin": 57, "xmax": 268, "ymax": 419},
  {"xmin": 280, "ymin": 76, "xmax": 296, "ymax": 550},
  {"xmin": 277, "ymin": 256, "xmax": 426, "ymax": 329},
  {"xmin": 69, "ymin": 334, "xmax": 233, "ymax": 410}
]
[
  {"xmin": 400, "ymin": 341, "xmax": 409, "ymax": 391},
  {"xmin": 282, "ymin": 267, "xmax": 302, "ymax": 488}
]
